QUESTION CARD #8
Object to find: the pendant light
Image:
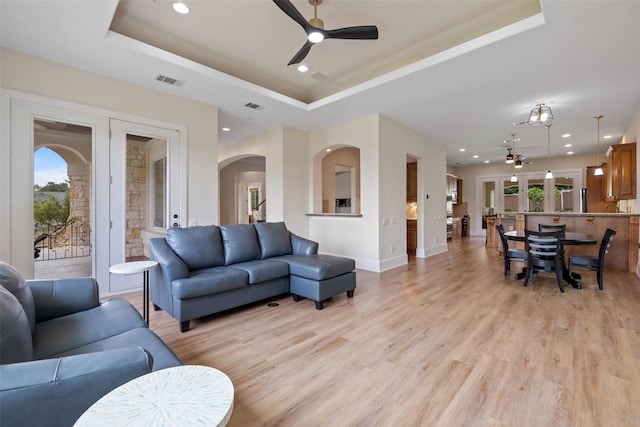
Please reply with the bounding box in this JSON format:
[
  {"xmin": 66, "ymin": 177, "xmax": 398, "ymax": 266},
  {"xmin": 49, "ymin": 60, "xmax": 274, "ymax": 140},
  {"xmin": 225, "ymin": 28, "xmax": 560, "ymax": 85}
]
[
  {"xmin": 545, "ymin": 124, "xmax": 553, "ymax": 179},
  {"xmin": 527, "ymin": 103, "xmax": 554, "ymax": 125},
  {"xmin": 594, "ymin": 115, "xmax": 604, "ymax": 176},
  {"xmin": 510, "ymin": 174, "xmax": 518, "ymax": 183}
]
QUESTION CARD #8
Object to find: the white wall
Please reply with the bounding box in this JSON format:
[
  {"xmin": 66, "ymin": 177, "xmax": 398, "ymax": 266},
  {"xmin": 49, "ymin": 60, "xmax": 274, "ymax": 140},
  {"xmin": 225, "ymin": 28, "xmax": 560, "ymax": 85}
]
[
  {"xmin": 218, "ymin": 126, "xmax": 309, "ymax": 236},
  {"xmin": 379, "ymin": 115, "xmax": 448, "ymax": 260},
  {"xmin": 309, "ymin": 115, "xmax": 381, "ymax": 269},
  {"xmin": 219, "ymin": 160, "xmax": 265, "ymax": 225}
]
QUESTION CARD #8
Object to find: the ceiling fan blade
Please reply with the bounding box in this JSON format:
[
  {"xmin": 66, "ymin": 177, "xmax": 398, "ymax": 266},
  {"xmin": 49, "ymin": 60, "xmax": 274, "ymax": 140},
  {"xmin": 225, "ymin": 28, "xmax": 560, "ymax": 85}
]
[
  {"xmin": 273, "ymin": 0, "xmax": 311, "ymax": 32},
  {"xmin": 288, "ymin": 41, "xmax": 313, "ymax": 66},
  {"xmin": 326, "ymin": 26, "xmax": 379, "ymax": 40}
]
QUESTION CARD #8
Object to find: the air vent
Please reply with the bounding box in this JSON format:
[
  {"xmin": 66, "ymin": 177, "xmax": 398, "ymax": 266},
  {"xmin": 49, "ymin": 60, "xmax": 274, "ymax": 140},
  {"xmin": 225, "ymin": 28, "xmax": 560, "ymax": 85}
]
[
  {"xmin": 310, "ymin": 72, "xmax": 328, "ymax": 81},
  {"xmin": 156, "ymin": 75, "xmax": 184, "ymax": 86},
  {"xmin": 244, "ymin": 102, "xmax": 264, "ymax": 111}
]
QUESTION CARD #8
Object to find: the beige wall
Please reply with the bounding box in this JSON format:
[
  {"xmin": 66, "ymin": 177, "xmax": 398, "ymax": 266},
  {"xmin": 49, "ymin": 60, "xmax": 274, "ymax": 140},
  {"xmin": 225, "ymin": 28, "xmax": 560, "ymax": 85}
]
[{"xmin": 0, "ymin": 47, "xmax": 218, "ymax": 224}]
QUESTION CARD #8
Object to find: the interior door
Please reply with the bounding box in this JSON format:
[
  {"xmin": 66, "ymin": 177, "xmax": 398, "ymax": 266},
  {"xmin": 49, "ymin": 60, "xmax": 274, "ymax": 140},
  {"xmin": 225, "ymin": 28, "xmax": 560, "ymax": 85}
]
[{"xmin": 109, "ymin": 119, "xmax": 184, "ymax": 293}]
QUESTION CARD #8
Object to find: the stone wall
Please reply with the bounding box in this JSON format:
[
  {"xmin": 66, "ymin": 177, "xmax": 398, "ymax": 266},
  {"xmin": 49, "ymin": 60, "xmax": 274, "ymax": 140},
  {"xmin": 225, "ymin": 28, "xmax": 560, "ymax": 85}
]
[{"xmin": 126, "ymin": 142, "xmax": 147, "ymax": 259}]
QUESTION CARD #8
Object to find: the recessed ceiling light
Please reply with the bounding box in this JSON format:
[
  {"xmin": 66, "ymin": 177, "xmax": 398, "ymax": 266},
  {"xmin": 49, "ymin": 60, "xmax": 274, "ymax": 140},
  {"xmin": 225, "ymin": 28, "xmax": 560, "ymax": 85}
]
[
  {"xmin": 221, "ymin": 127, "xmax": 230, "ymax": 132},
  {"xmin": 473, "ymin": 155, "xmax": 479, "ymax": 159},
  {"xmin": 173, "ymin": 2, "xmax": 190, "ymax": 14},
  {"xmin": 484, "ymin": 160, "xmax": 490, "ymax": 163},
  {"xmin": 459, "ymin": 148, "xmax": 466, "ymax": 152},
  {"xmin": 603, "ymin": 135, "xmax": 612, "ymax": 139},
  {"xmin": 562, "ymin": 133, "xmax": 571, "ymax": 138},
  {"xmin": 567, "ymin": 151, "xmax": 574, "ymax": 155},
  {"xmin": 564, "ymin": 143, "xmax": 572, "ymax": 147},
  {"xmin": 325, "ymin": 148, "xmax": 331, "ymax": 152},
  {"xmin": 297, "ymin": 64, "xmax": 308, "ymax": 72}
]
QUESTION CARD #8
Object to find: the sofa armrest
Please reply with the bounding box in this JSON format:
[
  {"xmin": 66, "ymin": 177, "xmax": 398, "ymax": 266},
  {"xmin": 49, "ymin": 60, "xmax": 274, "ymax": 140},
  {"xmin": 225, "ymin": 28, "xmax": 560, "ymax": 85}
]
[
  {"xmin": 27, "ymin": 278, "xmax": 100, "ymax": 323},
  {"xmin": 149, "ymin": 238, "xmax": 189, "ymax": 282},
  {"xmin": 290, "ymin": 232, "xmax": 319, "ymax": 256},
  {"xmin": 0, "ymin": 347, "xmax": 153, "ymax": 427}
]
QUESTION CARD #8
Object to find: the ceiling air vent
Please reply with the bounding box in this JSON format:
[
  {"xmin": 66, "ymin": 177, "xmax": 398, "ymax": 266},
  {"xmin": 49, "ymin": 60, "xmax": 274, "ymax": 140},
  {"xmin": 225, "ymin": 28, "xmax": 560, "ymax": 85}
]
[
  {"xmin": 155, "ymin": 75, "xmax": 184, "ymax": 86},
  {"xmin": 244, "ymin": 102, "xmax": 264, "ymax": 111},
  {"xmin": 310, "ymin": 72, "xmax": 328, "ymax": 81}
]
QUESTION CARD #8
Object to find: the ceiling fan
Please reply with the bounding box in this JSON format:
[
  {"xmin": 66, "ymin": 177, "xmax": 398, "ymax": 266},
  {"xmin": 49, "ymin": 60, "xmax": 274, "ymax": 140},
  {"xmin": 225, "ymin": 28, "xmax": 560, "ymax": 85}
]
[{"xmin": 273, "ymin": 0, "xmax": 379, "ymax": 66}]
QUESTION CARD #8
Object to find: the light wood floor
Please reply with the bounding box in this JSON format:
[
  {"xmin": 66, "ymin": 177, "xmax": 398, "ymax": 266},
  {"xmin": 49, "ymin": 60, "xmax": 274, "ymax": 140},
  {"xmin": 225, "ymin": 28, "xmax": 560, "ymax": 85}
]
[{"xmin": 119, "ymin": 236, "xmax": 640, "ymax": 427}]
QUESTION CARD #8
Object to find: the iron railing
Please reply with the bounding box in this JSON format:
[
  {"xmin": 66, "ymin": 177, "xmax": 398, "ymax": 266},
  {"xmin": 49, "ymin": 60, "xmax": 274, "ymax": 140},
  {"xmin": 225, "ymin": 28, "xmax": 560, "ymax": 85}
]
[{"xmin": 34, "ymin": 220, "xmax": 91, "ymax": 261}]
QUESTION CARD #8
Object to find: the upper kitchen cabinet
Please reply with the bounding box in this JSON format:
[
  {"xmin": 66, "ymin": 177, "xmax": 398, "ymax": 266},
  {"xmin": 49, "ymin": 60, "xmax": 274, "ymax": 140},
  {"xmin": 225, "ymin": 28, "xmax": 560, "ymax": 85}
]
[
  {"xmin": 407, "ymin": 162, "xmax": 417, "ymax": 202},
  {"xmin": 606, "ymin": 142, "xmax": 636, "ymax": 200},
  {"xmin": 446, "ymin": 174, "xmax": 462, "ymax": 203}
]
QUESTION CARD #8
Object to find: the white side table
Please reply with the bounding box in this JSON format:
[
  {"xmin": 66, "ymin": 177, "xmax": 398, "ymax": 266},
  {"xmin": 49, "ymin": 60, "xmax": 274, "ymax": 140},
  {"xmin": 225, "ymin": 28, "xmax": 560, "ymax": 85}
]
[
  {"xmin": 74, "ymin": 365, "xmax": 234, "ymax": 426},
  {"xmin": 109, "ymin": 260, "xmax": 158, "ymax": 327}
]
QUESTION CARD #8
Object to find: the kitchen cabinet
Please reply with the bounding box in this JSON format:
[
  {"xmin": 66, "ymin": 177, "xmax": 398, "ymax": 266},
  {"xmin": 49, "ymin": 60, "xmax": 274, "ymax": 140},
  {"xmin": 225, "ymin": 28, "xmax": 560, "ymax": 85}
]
[
  {"xmin": 455, "ymin": 178, "xmax": 463, "ymax": 204},
  {"xmin": 407, "ymin": 162, "xmax": 417, "ymax": 202},
  {"xmin": 606, "ymin": 142, "xmax": 636, "ymax": 200},
  {"xmin": 407, "ymin": 220, "xmax": 417, "ymax": 253},
  {"xmin": 586, "ymin": 165, "xmax": 609, "ymax": 213},
  {"xmin": 446, "ymin": 174, "xmax": 460, "ymax": 203}
]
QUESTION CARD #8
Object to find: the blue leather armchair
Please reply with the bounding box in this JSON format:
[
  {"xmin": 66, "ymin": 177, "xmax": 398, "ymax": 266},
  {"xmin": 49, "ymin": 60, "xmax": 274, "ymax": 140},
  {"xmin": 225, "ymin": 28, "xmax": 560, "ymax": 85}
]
[{"xmin": 0, "ymin": 262, "xmax": 181, "ymax": 426}]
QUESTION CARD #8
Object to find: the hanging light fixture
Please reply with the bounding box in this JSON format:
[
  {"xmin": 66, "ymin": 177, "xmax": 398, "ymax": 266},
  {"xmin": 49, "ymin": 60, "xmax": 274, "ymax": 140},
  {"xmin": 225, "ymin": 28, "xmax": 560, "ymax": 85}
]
[
  {"xmin": 594, "ymin": 115, "xmax": 604, "ymax": 176},
  {"xmin": 505, "ymin": 133, "xmax": 516, "ymax": 164},
  {"xmin": 545, "ymin": 124, "xmax": 553, "ymax": 179},
  {"xmin": 527, "ymin": 103, "xmax": 554, "ymax": 125},
  {"xmin": 510, "ymin": 174, "xmax": 518, "ymax": 182},
  {"xmin": 505, "ymin": 148, "xmax": 514, "ymax": 164},
  {"xmin": 514, "ymin": 156, "xmax": 523, "ymax": 168}
]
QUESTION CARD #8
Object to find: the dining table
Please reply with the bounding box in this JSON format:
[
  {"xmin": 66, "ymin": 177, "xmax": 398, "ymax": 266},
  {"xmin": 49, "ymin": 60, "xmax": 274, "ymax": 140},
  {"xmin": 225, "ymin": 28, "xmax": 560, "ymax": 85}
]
[{"xmin": 504, "ymin": 230, "xmax": 598, "ymax": 289}]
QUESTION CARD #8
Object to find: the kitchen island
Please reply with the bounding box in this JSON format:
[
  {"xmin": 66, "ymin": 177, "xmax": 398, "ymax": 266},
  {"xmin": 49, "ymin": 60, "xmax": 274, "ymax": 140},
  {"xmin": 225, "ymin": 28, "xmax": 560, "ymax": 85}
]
[{"xmin": 487, "ymin": 212, "xmax": 639, "ymax": 274}]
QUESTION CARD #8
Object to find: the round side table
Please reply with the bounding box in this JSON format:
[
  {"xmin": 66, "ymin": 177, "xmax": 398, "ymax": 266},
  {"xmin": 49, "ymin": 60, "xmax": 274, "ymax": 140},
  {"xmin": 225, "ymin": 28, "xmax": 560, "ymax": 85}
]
[
  {"xmin": 109, "ymin": 260, "xmax": 158, "ymax": 327},
  {"xmin": 74, "ymin": 365, "xmax": 234, "ymax": 426}
]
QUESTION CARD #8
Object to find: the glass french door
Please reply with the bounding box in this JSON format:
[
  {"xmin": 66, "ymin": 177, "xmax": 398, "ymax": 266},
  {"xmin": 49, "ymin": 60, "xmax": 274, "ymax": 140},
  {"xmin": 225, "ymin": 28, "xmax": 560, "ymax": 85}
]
[{"xmin": 109, "ymin": 120, "xmax": 184, "ymax": 293}]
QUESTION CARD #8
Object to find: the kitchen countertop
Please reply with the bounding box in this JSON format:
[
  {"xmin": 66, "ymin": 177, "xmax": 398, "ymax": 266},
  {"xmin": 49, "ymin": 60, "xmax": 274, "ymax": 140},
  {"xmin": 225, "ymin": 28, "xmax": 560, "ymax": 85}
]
[{"xmin": 505, "ymin": 212, "xmax": 639, "ymax": 217}]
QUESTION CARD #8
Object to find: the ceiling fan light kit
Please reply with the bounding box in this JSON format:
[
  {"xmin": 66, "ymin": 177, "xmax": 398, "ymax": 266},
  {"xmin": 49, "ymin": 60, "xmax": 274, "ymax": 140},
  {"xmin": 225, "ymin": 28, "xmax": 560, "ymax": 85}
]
[{"xmin": 273, "ymin": 0, "xmax": 379, "ymax": 66}]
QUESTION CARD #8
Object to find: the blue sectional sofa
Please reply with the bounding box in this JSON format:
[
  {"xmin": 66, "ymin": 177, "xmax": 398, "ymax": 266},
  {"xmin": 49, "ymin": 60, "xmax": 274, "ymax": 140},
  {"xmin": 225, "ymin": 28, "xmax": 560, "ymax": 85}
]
[
  {"xmin": 0, "ymin": 262, "xmax": 182, "ymax": 427},
  {"xmin": 149, "ymin": 222, "xmax": 356, "ymax": 332}
]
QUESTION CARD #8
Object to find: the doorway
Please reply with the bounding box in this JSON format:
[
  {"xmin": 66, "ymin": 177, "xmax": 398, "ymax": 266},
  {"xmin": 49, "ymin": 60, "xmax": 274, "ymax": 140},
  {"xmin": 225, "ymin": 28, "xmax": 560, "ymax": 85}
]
[{"xmin": 33, "ymin": 120, "xmax": 93, "ymax": 279}]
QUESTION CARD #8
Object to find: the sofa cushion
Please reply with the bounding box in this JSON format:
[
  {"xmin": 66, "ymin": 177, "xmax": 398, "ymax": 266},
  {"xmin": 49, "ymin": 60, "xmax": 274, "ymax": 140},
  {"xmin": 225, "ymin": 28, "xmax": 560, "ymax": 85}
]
[
  {"xmin": 0, "ymin": 286, "xmax": 33, "ymax": 363},
  {"xmin": 166, "ymin": 225, "xmax": 225, "ymax": 270},
  {"xmin": 172, "ymin": 267, "xmax": 248, "ymax": 299},
  {"xmin": 254, "ymin": 222, "xmax": 293, "ymax": 259},
  {"xmin": 32, "ymin": 298, "xmax": 146, "ymax": 360},
  {"xmin": 278, "ymin": 254, "xmax": 355, "ymax": 281},
  {"xmin": 0, "ymin": 261, "xmax": 36, "ymax": 333},
  {"xmin": 45, "ymin": 328, "xmax": 182, "ymax": 371},
  {"xmin": 229, "ymin": 259, "xmax": 290, "ymax": 284},
  {"xmin": 219, "ymin": 224, "xmax": 261, "ymax": 265}
]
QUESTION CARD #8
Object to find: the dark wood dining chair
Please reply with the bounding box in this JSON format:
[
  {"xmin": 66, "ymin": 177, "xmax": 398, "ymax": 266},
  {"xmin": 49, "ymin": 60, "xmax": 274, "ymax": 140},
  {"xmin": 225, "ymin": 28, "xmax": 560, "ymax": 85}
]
[
  {"xmin": 496, "ymin": 224, "xmax": 527, "ymax": 277},
  {"xmin": 568, "ymin": 228, "xmax": 616, "ymax": 290},
  {"xmin": 538, "ymin": 223, "xmax": 566, "ymax": 237},
  {"xmin": 524, "ymin": 229, "xmax": 564, "ymax": 292}
]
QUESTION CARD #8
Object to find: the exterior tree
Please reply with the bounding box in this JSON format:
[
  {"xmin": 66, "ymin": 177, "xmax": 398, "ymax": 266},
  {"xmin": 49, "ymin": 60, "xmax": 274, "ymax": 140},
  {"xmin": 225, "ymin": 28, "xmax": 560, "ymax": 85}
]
[{"xmin": 34, "ymin": 193, "xmax": 70, "ymax": 225}]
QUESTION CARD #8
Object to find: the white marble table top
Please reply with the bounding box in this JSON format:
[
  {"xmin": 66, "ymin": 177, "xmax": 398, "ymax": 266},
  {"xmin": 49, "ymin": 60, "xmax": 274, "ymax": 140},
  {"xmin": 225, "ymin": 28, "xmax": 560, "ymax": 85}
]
[
  {"xmin": 109, "ymin": 260, "xmax": 158, "ymax": 275},
  {"xmin": 75, "ymin": 365, "xmax": 234, "ymax": 426}
]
